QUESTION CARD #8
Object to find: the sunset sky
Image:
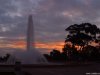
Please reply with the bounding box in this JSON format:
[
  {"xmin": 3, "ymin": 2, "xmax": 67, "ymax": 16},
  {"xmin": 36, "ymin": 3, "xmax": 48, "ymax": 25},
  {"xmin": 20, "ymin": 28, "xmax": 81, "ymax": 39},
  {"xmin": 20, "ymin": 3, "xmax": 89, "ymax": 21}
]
[{"xmin": 0, "ymin": 0, "xmax": 100, "ymax": 55}]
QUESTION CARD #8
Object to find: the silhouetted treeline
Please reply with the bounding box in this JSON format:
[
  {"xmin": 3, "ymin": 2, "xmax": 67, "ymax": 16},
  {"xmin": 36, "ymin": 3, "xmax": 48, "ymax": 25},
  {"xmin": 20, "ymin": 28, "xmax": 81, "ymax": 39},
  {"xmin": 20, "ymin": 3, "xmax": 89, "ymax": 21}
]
[
  {"xmin": 44, "ymin": 49, "xmax": 67, "ymax": 62},
  {"xmin": 0, "ymin": 54, "xmax": 10, "ymax": 63},
  {"xmin": 44, "ymin": 23, "xmax": 100, "ymax": 62}
]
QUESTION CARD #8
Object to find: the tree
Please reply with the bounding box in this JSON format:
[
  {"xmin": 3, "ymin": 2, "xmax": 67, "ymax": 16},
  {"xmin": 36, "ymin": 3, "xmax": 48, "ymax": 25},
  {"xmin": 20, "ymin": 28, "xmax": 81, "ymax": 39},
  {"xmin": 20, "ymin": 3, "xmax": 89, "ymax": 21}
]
[
  {"xmin": 45, "ymin": 23, "xmax": 100, "ymax": 62},
  {"xmin": 65, "ymin": 23, "xmax": 100, "ymax": 49},
  {"xmin": 82, "ymin": 45, "xmax": 100, "ymax": 61},
  {"xmin": 0, "ymin": 54, "xmax": 10, "ymax": 63},
  {"xmin": 63, "ymin": 23, "xmax": 100, "ymax": 61},
  {"xmin": 44, "ymin": 49, "xmax": 67, "ymax": 62},
  {"xmin": 50, "ymin": 49, "xmax": 61, "ymax": 61},
  {"xmin": 63, "ymin": 44, "xmax": 79, "ymax": 61}
]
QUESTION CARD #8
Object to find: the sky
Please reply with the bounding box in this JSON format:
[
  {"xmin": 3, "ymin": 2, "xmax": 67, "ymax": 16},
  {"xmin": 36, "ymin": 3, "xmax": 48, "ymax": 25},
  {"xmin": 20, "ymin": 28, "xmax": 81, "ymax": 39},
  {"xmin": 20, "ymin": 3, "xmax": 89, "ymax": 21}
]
[{"xmin": 0, "ymin": 0, "xmax": 100, "ymax": 55}]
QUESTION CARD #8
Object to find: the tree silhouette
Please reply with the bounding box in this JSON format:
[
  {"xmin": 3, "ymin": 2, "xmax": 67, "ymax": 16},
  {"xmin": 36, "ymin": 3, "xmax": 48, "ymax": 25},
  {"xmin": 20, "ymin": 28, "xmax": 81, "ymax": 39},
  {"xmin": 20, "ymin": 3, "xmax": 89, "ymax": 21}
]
[
  {"xmin": 44, "ymin": 23, "xmax": 100, "ymax": 62},
  {"xmin": 50, "ymin": 49, "xmax": 61, "ymax": 61},
  {"xmin": 65, "ymin": 23, "xmax": 100, "ymax": 49},
  {"xmin": 64, "ymin": 23, "xmax": 100, "ymax": 61},
  {"xmin": 0, "ymin": 54, "xmax": 10, "ymax": 63},
  {"xmin": 44, "ymin": 49, "xmax": 68, "ymax": 62},
  {"xmin": 82, "ymin": 45, "xmax": 100, "ymax": 61}
]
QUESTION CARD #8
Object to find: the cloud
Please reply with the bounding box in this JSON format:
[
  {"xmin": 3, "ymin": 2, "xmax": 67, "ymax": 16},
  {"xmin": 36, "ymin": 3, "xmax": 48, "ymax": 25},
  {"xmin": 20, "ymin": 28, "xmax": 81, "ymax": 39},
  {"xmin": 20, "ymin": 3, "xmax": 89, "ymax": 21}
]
[
  {"xmin": 0, "ymin": 0, "xmax": 100, "ymax": 54},
  {"xmin": 0, "ymin": 39, "xmax": 64, "ymax": 55}
]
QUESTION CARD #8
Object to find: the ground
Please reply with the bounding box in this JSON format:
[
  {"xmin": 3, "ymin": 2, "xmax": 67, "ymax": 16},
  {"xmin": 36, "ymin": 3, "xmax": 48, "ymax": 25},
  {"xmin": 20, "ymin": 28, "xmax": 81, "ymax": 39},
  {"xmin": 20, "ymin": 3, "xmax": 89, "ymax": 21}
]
[{"xmin": 0, "ymin": 62, "xmax": 99, "ymax": 75}]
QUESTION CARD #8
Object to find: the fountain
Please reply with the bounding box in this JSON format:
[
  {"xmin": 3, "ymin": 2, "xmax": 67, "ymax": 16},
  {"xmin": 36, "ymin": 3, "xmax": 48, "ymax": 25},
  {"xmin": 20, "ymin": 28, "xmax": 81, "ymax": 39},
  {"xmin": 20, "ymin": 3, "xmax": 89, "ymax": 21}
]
[{"xmin": 10, "ymin": 15, "xmax": 47, "ymax": 64}]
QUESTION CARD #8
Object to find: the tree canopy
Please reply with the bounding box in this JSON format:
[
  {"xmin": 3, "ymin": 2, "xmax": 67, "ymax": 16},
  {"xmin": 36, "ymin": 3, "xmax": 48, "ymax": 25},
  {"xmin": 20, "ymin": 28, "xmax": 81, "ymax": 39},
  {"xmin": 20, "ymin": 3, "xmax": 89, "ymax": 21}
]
[
  {"xmin": 65, "ymin": 23, "xmax": 100, "ymax": 47},
  {"xmin": 63, "ymin": 23, "xmax": 100, "ymax": 61},
  {"xmin": 44, "ymin": 23, "xmax": 100, "ymax": 62}
]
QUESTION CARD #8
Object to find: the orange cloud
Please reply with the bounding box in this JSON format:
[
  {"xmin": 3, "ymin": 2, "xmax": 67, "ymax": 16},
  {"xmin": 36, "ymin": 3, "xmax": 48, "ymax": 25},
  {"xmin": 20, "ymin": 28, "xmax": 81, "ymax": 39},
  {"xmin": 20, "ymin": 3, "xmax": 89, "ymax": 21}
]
[
  {"xmin": 0, "ymin": 39, "xmax": 98, "ymax": 53},
  {"xmin": 35, "ymin": 41, "xmax": 64, "ymax": 52},
  {"xmin": 0, "ymin": 40, "xmax": 65, "ymax": 52},
  {"xmin": 0, "ymin": 41, "xmax": 26, "ymax": 50}
]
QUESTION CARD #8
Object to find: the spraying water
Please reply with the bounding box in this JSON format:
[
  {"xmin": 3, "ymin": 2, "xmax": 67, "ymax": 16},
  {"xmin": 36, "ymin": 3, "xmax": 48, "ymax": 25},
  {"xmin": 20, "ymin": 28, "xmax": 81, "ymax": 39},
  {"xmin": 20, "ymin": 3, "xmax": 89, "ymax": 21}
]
[{"xmin": 8, "ymin": 15, "xmax": 47, "ymax": 64}]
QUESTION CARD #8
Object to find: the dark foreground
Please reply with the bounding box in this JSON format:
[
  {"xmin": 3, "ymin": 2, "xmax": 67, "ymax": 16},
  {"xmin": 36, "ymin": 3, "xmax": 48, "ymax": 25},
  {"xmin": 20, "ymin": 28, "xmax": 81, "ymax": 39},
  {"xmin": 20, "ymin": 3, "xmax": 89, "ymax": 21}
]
[{"xmin": 0, "ymin": 62, "xmax": 100, "ymax": 75}]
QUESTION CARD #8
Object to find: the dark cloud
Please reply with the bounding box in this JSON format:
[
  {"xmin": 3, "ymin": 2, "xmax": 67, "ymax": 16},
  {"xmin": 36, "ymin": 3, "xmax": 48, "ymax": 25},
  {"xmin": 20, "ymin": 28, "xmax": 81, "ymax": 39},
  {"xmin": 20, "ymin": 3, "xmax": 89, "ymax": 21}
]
[{"xmin": 0, "ymin": 0, "xmax": 100, "ymax": 53}]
